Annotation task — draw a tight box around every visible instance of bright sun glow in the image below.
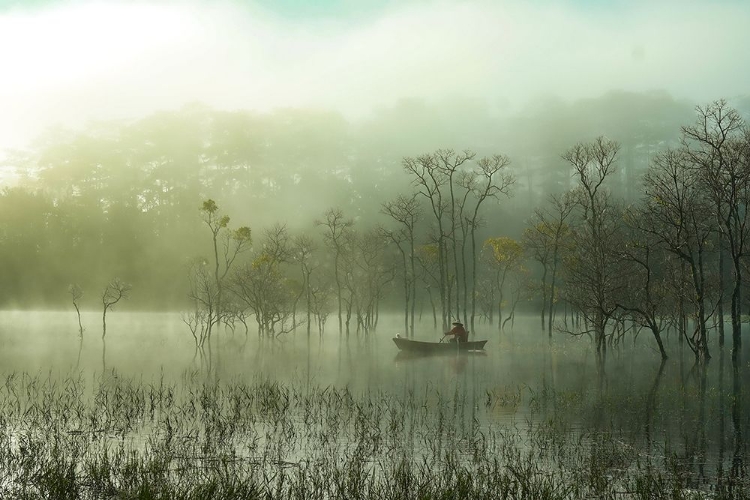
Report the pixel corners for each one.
[0,3,193,93]
[0,0,748,155]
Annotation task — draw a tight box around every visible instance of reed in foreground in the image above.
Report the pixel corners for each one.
[0,370,744,499]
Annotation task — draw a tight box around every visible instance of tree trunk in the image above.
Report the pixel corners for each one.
[539,266,547,332]
[651,324,668,360]
[718,235,725,347]
[470,227,478,333]
[732,258,742,362]
[102,309,107,339]
[409,240,416,337]
[74,304,83,337]
[548,257,559,337]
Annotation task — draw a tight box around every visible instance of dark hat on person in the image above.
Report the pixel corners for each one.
[452,322,463,326]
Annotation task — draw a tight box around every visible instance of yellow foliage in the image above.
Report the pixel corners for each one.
[416,244,439,261]
[251,253,273,270]
[484,236,523,264]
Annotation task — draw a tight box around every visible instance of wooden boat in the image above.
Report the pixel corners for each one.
[392,336,487,353]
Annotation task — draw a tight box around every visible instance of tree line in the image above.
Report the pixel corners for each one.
[527,101,750,366]
[1,94,749,367]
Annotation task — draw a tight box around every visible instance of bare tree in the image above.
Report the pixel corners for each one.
[523,192,575,335]
[101,278,131,370]
[309,277,333,337]
[316,208,353,336]
[483,236,524,330]
[642,149,716,362]
[561,136,621,366]
[187,257,217,357]
[292,234,317,337]
[682,100,748,360]
[404,150,474,329]
[347,229,394,334]
[102,278,131,338]
[614,207,672,360]
[181,309,209,362]
[229,224,304,340]
[69,283,84,368]
[404,149,514,331]
[415,243,441,329]
[231,255,297,339]
[502,265,531,331]
[262,223,293,264]
[68,283,84,338]
[381,194,421,337]
[460,155,515,332]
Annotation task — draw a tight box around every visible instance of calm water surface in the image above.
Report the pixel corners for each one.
[1,310,749,489]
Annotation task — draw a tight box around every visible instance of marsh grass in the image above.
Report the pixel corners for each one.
[0,369,745,499]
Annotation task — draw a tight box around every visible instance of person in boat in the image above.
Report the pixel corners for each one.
[444,321,468,343]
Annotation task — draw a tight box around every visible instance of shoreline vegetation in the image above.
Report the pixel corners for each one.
[0,359,746,499]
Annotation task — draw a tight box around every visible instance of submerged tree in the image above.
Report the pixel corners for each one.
[523,192,575,336]
[346,229,394,334]
[682,100,749,360]
[642,149,716,362]
[101,278,131,370]
[231,254,296,339]
[459,155,515,332]
[415,243,441,329]
[483,236,524,330]
[187,257,217,357]
[403,150,473,329]
[403,149,513,330]
[316,208,354,336]
[189,199,251,358]
[69,283,84,367]
[292,234,318,337]
[381,194,421,337]
[562,136,622,366]
[181,307,209,361]
[68,283,84,338]
[615,208,671,360]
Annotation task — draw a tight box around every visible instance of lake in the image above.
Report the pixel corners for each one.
[0,310,747,498]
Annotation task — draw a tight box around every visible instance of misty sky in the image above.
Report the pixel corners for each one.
[0,0,749,154]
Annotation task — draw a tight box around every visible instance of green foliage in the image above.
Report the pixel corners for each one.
[201,199,219,214]
[0,93,717,312]
[233,226,252,243]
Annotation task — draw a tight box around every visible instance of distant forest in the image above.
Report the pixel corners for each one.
[2,90,749,361]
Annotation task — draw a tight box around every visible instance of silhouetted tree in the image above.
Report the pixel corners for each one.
[292,234,317,336]
[194,199,252,344]
[403,149,474,329]
[69,283,85,367]
[415,244,441,329]
[347,229,394,334]
[615,207,671,360]
[381,194,422,337]
[683,100,749,360]
[101,278,131,370]
[642,149,716,362]
[562,136,622,366]
[317,208,354,336]
[68,283,84,337]
[460,155,515,332]
[231,254,296,339]
[523,192,575,335]
[483,237,524,330]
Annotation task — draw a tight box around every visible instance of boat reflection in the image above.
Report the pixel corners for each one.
[394,349,487,374]
[394,350,488,362]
